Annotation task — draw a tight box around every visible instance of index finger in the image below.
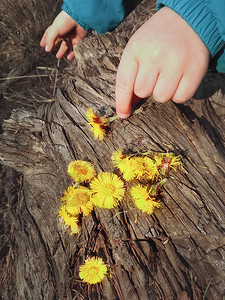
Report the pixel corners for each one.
[116,51,138,119]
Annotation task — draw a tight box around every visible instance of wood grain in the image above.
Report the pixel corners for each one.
[1,1,225,299]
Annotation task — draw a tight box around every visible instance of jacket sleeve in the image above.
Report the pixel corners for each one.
[157,0,225,72]
[208,0,225,72]
[62,0,125,34]
[208,0,225,42]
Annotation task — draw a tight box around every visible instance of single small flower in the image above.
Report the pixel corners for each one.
[154,153,182,175]
[68,160,96,183]
[86,108,108,140]
[130,184,160,214]
[111,149,125,163]
[58,205,80,234]
[111,150,136,181]
[61,186,93,216]
[90,172,125,209]
[132,156,158,181]
[79,257,107,284]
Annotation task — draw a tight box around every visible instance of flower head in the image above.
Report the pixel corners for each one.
[61,186,93,216]
[90,172,125,208]
[68,160,96,183]
[132,156,158,181]
[86,108,108,140]
[111,149,125,163]
[79,257,107,284]
[58,205,80,234]
[111,151,159,182]
[130,184,160,214]
[111,150,136,181]
[154,153,182,175]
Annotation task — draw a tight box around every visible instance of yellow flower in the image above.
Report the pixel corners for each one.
[130,184,160,214]
[79,257,107,284]
[58,205,80,234]
[90,172,125,208]
[154,153,182,175]
[86,108,108,140]
[68,160,96,183]
[111,150,136,181]
[131,156,158,181]
[61,186,93,216]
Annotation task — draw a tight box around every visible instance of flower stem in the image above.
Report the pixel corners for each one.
[107,115,119,123]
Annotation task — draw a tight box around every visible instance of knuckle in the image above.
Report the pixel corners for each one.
[116,75,132,93]
[116,79,130,93]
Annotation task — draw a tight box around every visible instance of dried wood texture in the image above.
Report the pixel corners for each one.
[1,1,225,299]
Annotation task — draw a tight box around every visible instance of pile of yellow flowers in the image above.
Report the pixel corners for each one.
[58,108,182,285]
[58,150,181,234]
[58,159,125,234]
[58,150,181,284]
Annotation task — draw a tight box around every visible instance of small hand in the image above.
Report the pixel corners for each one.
[116,7,210,118]
[40,11,87,60]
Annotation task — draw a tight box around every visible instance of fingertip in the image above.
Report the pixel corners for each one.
[172,96,189,104]
[56,41,68,59]
[117,112,130,119]
[67,52,75,60]
[172,74,199,104]
[116,101,132,120]
[153,94,169,103]
[56,51,65,60]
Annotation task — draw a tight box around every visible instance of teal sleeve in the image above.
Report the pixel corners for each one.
[156,0,225,72]
[208,0,225,72]
[62,0,125,34]
[208,0,225,42]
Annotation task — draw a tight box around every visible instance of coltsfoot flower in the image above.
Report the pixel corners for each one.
[154,153,182,175]
[111,151,158,181]
[61,186,93,216]
[68,160,96,183]
[132,156,158,181]
[90,172,125,209]
[58,205,80,234]
[111,150,136,181]
[130,184,160,214]
[79,257,107,284]
[86,108,108,140]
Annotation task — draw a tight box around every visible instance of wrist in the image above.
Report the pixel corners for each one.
[62,3,92,32]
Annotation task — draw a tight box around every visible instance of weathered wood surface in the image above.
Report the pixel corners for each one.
[1,1,225,299]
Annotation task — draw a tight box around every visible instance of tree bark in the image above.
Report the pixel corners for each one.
[1,1,225,299]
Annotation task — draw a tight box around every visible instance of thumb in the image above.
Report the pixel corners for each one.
[44,25,60,52]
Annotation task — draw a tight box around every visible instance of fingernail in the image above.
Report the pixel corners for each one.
[117,113,130,119]
[153,95,165,103]
[153,94,160,101]
[45,45,49,51]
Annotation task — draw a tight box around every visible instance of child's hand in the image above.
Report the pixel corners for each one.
[116,7,210,118]
[40,11,87,60]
